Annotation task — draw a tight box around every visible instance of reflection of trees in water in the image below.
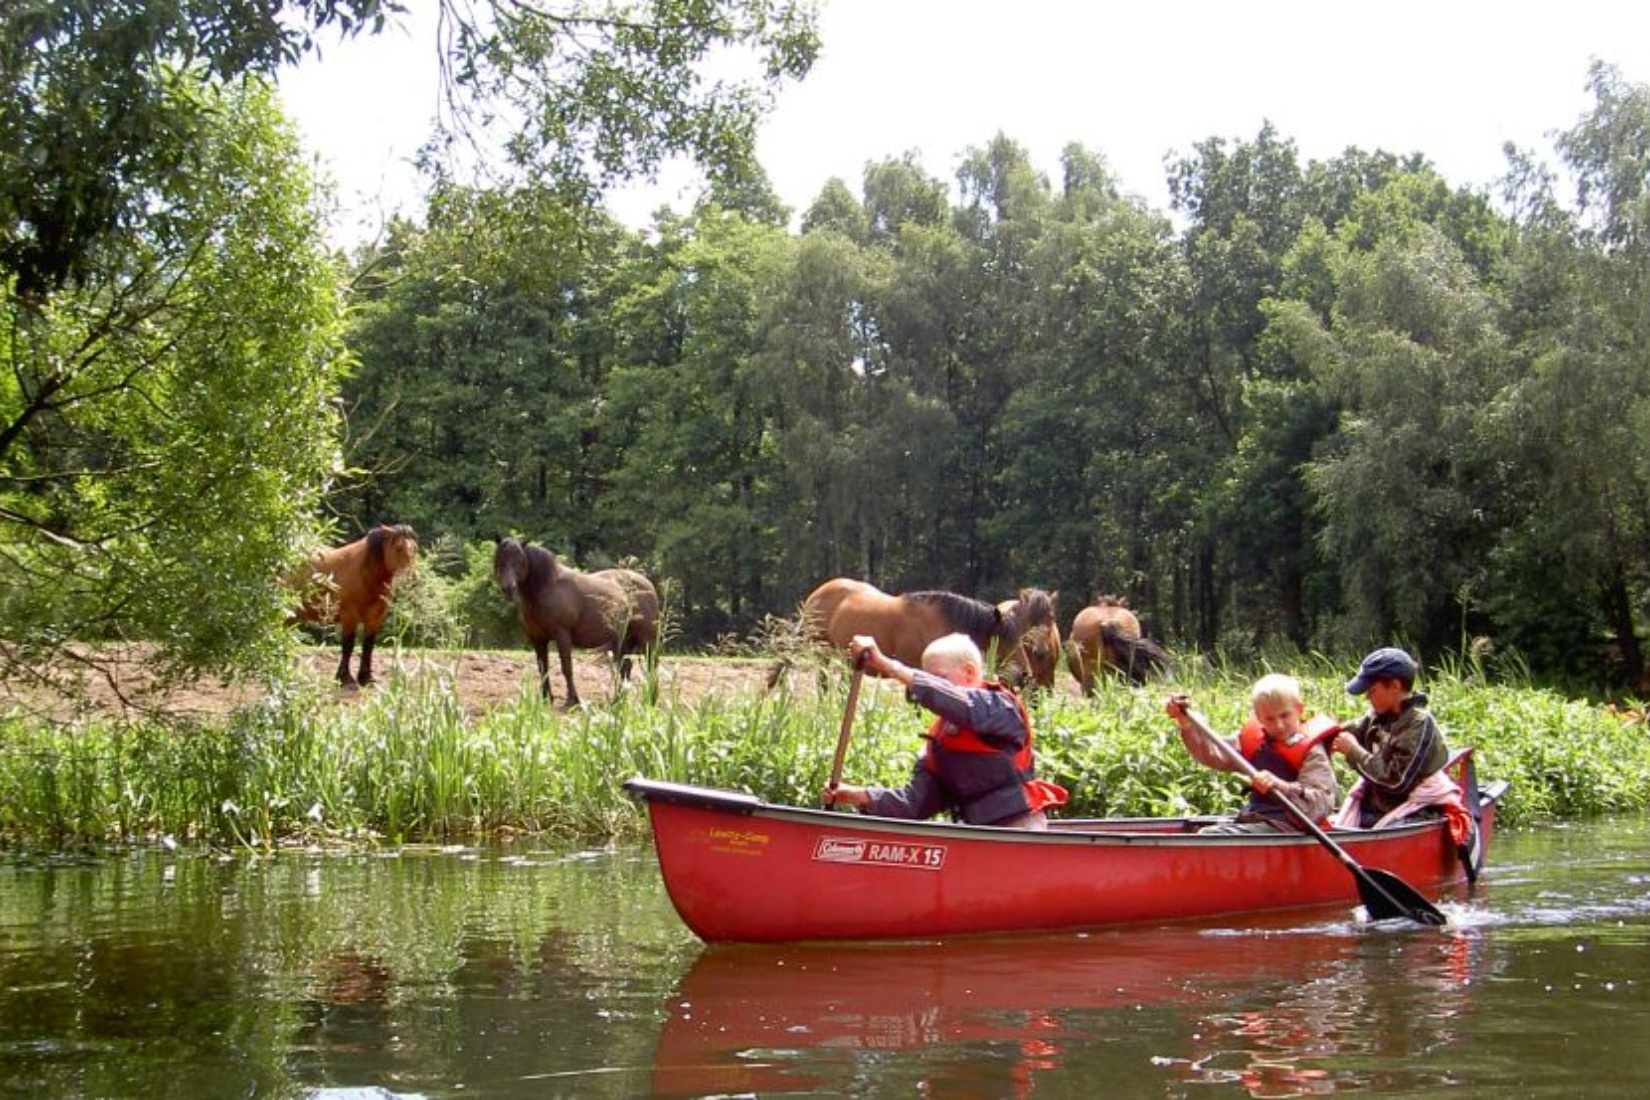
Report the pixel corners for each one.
[1174,932,1495,1097]
[296,951,397,1056]
[290,923,683,1090]
[269,850,696,1093]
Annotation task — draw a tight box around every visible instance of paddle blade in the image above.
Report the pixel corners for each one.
[1357,866,1448,926]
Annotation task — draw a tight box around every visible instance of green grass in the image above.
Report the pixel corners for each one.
[1,655,1646,852]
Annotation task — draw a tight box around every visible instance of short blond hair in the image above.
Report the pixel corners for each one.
[921,633,984,678]
[1250,672,1303,712]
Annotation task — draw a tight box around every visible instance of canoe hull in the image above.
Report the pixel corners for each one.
[627,768,1502,943]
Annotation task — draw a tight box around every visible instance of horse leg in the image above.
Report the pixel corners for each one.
[335,629,358,688]
[607,642,625,701]
[617,629,642,683]
[357,629,377,687]
[556,635,581,707]
[532,639,554,703]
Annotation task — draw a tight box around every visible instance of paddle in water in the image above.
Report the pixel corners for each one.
[1178,703,1447,927]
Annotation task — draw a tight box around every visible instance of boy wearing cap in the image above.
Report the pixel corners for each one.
[1330,647,1452,828]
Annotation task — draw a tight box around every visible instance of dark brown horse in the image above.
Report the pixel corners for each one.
[293,524,419,687]
[1065,595,1173,692]
[790,578,1062,690]
[492,538,660,706]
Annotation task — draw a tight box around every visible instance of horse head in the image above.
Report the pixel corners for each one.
[493,537,531,601]
[373,524,419,576]
[997,588,1061,689]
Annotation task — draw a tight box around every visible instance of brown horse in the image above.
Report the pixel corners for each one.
[1065,595,1173,692]
[492,538,659,706]
[294,524,419,687]
[788,578,1062,690]
[997,593,1063,691]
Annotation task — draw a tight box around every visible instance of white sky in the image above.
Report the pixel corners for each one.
[278,0,1650,245]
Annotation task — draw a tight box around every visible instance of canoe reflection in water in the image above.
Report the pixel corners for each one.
[1174,929,1491,1097]
[651,921,1494,1098]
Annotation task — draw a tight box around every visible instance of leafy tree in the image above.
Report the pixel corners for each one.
[429,0,820,208]
[800,178,869,241]
[1234,163,1512,651]
[340,185,623,543]
[861,153,951,245]
[1292,223,1512,653]
[600,208,792,639]
[0,76,348,693]
[991,145,1189,612]
[1,1,818,299]
[1481,62,1650,690]
[1165,123,1308,645]
[855,159,975,586]
[923,134,1052,590]
[0,0,395,300]
[750,226,881,585]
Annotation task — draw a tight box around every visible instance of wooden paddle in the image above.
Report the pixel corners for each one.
[1179,705,1447,927]
[824,651,869,809]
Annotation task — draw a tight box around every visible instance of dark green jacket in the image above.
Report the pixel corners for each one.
[1342,692,1449,820]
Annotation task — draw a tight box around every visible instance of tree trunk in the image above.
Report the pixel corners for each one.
[1603,570,1644,690]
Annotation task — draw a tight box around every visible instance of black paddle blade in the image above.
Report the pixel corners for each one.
[1357,866,1448,926]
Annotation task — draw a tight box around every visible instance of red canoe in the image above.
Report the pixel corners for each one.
[626,751,1504,943]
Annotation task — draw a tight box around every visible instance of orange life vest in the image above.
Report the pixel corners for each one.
[1237,713,1339,774]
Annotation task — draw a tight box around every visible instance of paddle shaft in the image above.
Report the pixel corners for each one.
[825,654,868,807]
[1179,707,1447,926]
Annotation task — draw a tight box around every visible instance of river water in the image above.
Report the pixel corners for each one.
[1,817,1647,1099]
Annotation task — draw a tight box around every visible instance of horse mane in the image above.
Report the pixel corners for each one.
[1018,588,1057,625]
[998,587,1057,644]
[904,590,1001,645]
[509,539,561,587]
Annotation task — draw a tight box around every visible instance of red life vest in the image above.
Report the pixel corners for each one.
[1237,713,1339,774]
[921,682,1069,813]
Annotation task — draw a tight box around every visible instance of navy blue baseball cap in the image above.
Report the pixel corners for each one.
[1346,647,1418,694]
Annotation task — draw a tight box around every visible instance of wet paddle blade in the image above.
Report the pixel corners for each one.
[1357,866,1448,926]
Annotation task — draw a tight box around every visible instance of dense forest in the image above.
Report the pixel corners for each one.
[338,65,1650,695]
[3,2,1648,700]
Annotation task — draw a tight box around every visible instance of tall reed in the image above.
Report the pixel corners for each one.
[1,657,1646,851]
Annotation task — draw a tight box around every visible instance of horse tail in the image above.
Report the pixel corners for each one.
[1101,626,1173,684]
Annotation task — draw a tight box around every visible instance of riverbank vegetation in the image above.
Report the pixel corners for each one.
[2,654,1645,851]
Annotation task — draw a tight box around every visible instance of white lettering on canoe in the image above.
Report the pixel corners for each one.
[812,836,946,871]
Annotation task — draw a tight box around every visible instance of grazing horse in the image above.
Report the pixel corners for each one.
[787,578,1062,690]
[294,524,419,687]
[1065,595,1173,692]
[997,592,1063,691]
[492,538,659,706]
